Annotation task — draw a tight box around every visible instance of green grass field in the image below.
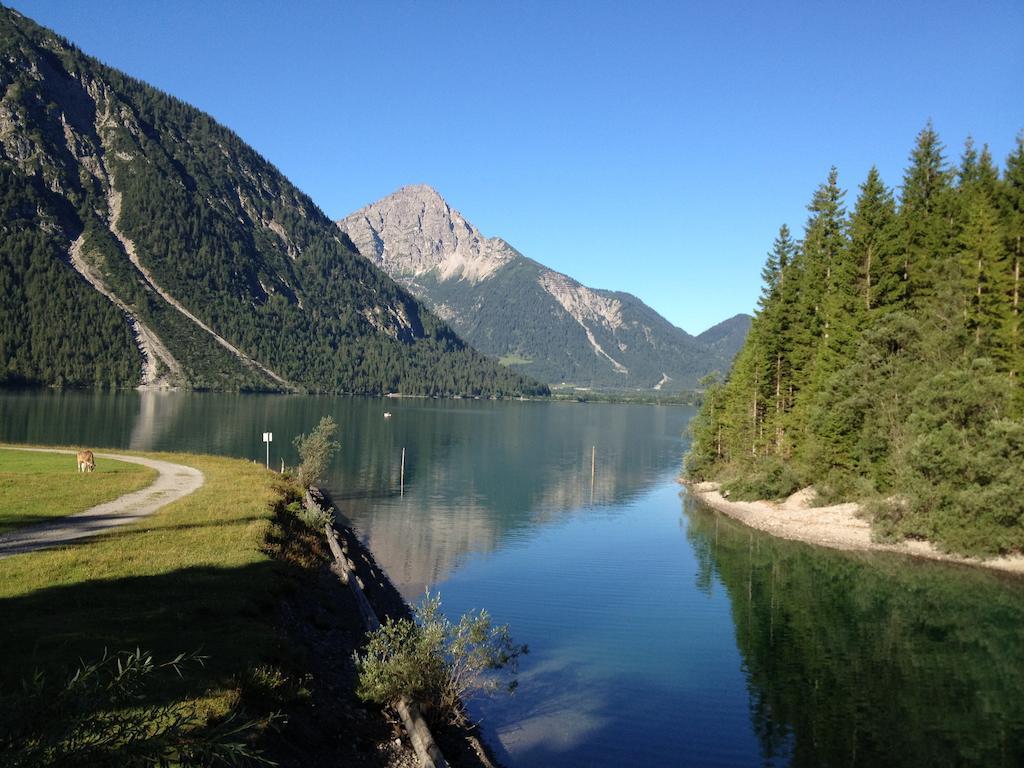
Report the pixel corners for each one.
[0,448,305,746]
[0,448,158,534]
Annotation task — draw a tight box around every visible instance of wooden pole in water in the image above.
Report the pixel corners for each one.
[590,445,596,504]
[401,447,406,497]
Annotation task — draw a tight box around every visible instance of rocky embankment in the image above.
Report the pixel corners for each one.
[272,489,499,768]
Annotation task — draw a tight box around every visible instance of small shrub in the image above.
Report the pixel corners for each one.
[810,472,876,507]
[283,497,333,531]
[241,663,310,711]
[864,497,906,543]
[354,591,526,726]
[722,457,803,501]
[282,499,329,528]
[293,416,340,489]
[297,502,334,530]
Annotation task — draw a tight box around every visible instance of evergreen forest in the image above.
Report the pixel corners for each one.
[685,125,1024,556]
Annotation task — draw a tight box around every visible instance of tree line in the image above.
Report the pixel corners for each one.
[686,124,1024,556]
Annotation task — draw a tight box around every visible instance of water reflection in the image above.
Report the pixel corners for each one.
[0,389,693,592]
[333,402,692,594]
[683,496,1024,768]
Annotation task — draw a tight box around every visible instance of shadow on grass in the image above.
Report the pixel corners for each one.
[0,513,70,533]
[127,515,270,535]
[0,512,273,558]
[0,561,291,704]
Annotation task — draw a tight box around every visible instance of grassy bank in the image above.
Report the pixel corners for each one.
[0,447,306,761]
[0,448,157,534]
[0,446,503,766]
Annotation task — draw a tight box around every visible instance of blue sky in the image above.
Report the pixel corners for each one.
[9,0,1023,334]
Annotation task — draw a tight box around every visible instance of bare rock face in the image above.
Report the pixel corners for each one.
[340,184,515,283]
[338,185,751,390]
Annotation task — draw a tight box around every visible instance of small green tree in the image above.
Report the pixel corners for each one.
[293,416,340,489]
[354,592,526,726]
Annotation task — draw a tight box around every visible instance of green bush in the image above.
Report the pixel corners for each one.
[298,502,334,530]
[293,416,340,489]
[722,457,804,501]
[284,498,333,530]
[893,362,1024,556]
[354,592,526,726]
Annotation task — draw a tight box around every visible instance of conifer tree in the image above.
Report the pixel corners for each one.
[898,122,954,310]
[958,138,1000,201]
[758,225,798,454]
[849,167,900,314]
[999,135,1024,382]
[958,187,1006,353]
[758,225,794,311]
[790,169,849,446]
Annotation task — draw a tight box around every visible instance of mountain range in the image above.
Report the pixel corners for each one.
[339,185,749,390]
[1,6,746,397]
[0,7,543,396]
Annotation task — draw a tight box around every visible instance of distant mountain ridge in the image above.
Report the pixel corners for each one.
[696,313,753,364]
[339,184,750,390]
[0,8,544,396]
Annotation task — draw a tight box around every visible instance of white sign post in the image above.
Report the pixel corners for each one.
[263,432,273,470]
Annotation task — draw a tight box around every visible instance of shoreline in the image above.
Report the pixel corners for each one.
[314,488,501,768]
[684,481,1024,576]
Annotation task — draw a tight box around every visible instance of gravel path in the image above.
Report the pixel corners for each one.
[0,448,204,559]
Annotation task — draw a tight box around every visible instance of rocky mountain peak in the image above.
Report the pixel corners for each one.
[337,183,751,390]
[338,185,516,284]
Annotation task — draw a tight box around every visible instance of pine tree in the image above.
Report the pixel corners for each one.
[898,122,955,310]
[958,193,1006,353]
[758,225,795,311]
[958,137,1000,201]
[789,169,849,445]
[759,225,798,454]
[850,167,901,314]
[999,135,1024,382]
[684,126,1024,554]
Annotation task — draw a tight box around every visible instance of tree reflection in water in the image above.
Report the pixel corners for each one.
[684,496,1024,768]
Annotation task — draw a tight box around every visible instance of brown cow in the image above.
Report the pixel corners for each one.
[77,450,96,473]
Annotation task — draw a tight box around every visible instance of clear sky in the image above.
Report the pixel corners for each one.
[8,0,1023,334]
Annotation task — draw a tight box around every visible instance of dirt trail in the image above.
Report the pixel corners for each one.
[0,448,204,559]
[687,481,1024,576]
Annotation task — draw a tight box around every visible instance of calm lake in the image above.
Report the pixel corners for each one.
[1,390,1022,766]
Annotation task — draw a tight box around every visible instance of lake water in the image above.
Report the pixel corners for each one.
[2,390,1022,766]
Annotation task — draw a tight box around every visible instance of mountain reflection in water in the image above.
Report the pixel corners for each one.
[330,400,687,593]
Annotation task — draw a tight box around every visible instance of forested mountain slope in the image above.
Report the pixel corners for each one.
[0,7,545,397]
[339,185,749,390]
[695,313,752,367]
[686,125,1024,556]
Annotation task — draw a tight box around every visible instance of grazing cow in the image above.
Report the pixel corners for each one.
[77,450,96,473]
